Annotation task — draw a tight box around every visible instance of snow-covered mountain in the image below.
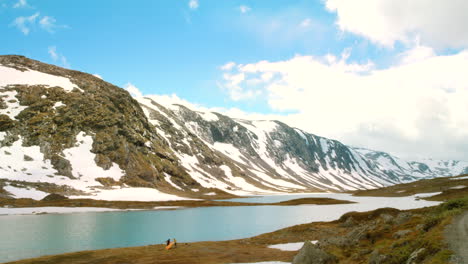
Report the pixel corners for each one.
[1,55,467,200]
[137,96,468,193]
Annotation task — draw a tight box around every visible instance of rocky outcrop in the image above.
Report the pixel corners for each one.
[41,193,68,201]
[0,55,201,195]
[292,241,337,264]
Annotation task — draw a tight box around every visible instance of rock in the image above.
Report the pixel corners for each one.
[23,154,33,161]
[406,248,425,264]
[321,236,349,247]
[322,224,372,247]
[415,224,425,231]
[292,240,337,264]
[392,229,412,239]
[0,114,15,131]
[368,249,387,264]
[340,216,356,228]
[50,155,74,178]
[41,193,69,201]
[380,214,394,224]
[347,225,370,242]
[395,212,412,225]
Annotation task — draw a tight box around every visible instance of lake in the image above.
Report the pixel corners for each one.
[0,193,439,263]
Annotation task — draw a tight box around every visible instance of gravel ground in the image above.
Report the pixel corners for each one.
[445,210,468,264]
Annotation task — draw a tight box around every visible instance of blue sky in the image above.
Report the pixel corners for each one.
[2,0,401,113]
[3,0,468,160]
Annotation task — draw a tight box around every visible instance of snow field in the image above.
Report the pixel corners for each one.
[268,241,317,251]
[0,65,81,92]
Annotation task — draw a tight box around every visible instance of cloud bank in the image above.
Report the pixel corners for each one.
[325,0,468,49]
[221,47,468,160]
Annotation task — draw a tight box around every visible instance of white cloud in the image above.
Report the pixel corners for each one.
[13,0,28,8]
[220,62,236,71]
[124,83,143,98]
[398,44,436,65]
[39,16,58,33]
[11,12,39,35]
[48,46,58,61]
[220,49,468,160]
[48,46,70,68]
[325,0,468,49]
[239,5,251,14]
[300,18,312,28]
[189,0,198,10]
[11,13,65,35]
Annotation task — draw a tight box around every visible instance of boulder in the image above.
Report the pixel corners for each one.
[368,249,387,264]
[380,214,394,224]
[392,229,412,239]
[406,248,425,264]
[0,114,15,131]
[292,240,337,264]
[394,212,412,225]
[340,216,356,228]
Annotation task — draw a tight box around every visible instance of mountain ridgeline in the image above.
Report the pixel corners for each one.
[0,55,467,199]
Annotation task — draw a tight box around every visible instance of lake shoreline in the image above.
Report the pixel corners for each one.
[0,196,355,216]
[5,198,465,264]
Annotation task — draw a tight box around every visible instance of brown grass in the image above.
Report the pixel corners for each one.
[0,196,353,211]
[353,174,468,201]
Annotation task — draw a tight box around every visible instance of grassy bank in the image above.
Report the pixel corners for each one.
[0,196,353,212]
[353,174,468,201]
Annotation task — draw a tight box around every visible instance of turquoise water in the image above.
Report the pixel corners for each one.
[0,194,439,263]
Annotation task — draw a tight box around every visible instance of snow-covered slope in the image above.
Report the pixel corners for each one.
[0,55,198,201]
[1,55,467,200]
[137,95,468,193]
[354,148,468,180]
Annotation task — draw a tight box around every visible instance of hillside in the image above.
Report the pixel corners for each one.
[1,55,468,200]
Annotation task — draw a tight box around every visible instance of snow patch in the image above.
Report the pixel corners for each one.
[213,142,248,165]
[0,207,124,216]
[449,185,466,189]
[63,132,124,189]
[164,173,183,190]
[414,192,442,198]
[3,185,48,200]
[451,176,468,180]
[251,169,306,190]
[295,128,309,145]
[71,187,193,201]
[0,65,81,92]
[320,138,329,153]
[0,137,57,182]
[268,241,317,251]
[199,111,219,122]
[53,101,65,109]
[220,165,267,193]
[0,90,27,120]
[153,206,182,210]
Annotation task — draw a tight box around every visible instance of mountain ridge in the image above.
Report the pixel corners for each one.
[1,55,467,200]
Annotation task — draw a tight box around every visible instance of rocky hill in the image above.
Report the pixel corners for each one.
[1,55,467,200]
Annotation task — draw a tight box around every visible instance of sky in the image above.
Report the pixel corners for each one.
[2,0,468,161]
